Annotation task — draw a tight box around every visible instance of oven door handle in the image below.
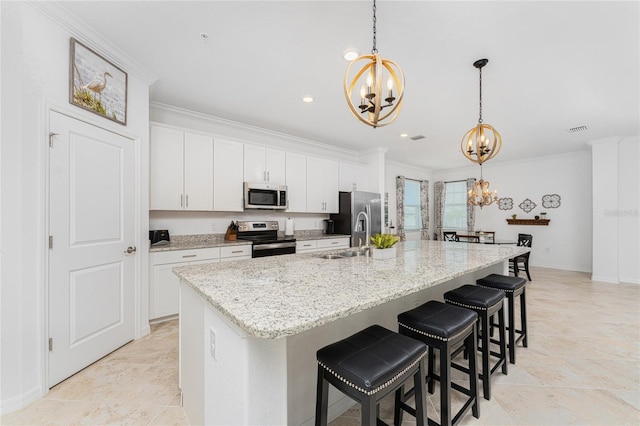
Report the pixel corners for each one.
[253,242,297,251]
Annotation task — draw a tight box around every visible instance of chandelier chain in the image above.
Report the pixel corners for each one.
[371,0,378,54]
[478,66,483,124]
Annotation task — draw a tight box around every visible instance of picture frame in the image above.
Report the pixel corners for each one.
[69,37,127,126]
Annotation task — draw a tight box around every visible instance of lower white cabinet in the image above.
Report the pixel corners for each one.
[296,240,317,253]
[317,237,350,250]
[296,237,350,253]
[150,246,251,320]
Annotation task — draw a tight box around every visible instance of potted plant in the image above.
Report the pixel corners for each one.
[370,233,400,260]
[511,214,517,219]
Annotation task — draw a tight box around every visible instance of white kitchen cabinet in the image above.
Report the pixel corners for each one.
[220,245,252,262]
[213,138,244,212]
[285,152,307,212]
[316,237,350,250]
[150,124,213,211]
[295,240,317,253]
[150,247,221,320]
[296,237,350,253]
[339,163,370,193]
[244,144,286,184]
[306,156,339,213]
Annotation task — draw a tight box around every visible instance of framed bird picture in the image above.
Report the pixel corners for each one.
[69,37,127,125]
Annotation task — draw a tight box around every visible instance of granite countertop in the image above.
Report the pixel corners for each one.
[149,234,251,252]
[149,231,350,252]
[173,240,529,339]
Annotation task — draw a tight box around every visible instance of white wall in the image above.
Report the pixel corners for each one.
[150,211,328,236]
[0,2,152,413]
[591,136,640,284]
[433,151,593,273]
[385,161,434,238]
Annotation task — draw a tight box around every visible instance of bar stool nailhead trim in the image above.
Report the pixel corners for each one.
[317,350,427,396]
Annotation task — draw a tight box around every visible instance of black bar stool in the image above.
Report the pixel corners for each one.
[444,285,507,400]
[395,300,479,426]
[315,324,428,426]
[477,274,528,364]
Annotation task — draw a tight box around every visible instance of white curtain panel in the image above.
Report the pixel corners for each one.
[395,176,406,241]
[420,180,430,240]
[434,181,444,240]
[466,178,476,232]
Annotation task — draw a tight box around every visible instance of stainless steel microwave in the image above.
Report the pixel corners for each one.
[244,182,288,210]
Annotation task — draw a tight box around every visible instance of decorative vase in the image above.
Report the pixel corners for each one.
[372,246,396,260]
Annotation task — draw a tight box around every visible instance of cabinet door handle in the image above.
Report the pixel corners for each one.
[331,241,339,244]
[180,194,184,208]
[186,194,189,208]
[267,171,270,181]
[231,250,243,254]
[182,254,197,258]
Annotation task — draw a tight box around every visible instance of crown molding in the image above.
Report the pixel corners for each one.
[150,101,362,157]
[26,1,157,85]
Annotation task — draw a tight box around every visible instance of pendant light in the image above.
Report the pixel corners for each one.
[468,165,498,208]
[343,0,405,128]
[461,59,502,165]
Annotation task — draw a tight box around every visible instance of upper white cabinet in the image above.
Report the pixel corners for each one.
[214,138,244,212]
[150,124,213,211]
[307,156,339,213]
[285,152,307,212]
[244,144,286,184]
[339,163,370,193]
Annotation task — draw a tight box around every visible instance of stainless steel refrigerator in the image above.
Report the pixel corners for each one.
[330,191,382,248]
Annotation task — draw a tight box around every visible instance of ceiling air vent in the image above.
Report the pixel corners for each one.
[409,135,426,141]
[567,125,588,133]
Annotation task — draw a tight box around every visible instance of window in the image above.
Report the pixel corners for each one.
[404,180,422,230]
[443,181,467,230]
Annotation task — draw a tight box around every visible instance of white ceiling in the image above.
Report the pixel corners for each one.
[57,1,639,170]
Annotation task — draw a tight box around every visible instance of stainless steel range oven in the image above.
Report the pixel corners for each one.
[236,221,296,258]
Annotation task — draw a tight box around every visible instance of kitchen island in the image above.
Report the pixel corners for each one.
[173,240,529,425]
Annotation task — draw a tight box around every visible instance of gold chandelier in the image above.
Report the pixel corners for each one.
[461,59,502,165]
[344,0,405,128]
[468,166,498,208]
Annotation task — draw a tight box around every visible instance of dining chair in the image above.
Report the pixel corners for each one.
[443,231,458,242]
[509,233,532,280]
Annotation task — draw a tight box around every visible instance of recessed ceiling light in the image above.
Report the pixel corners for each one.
[302,96,314,103]
[400,133,408,138]
[343,50,359,61]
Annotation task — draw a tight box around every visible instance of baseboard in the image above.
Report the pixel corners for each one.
[0,385,42,416]
[619,276,640,285]
[590,275,620,284]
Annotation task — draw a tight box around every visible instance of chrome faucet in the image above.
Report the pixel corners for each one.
[355,208,371,256]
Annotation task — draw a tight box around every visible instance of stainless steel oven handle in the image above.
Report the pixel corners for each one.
[253,242,297,251]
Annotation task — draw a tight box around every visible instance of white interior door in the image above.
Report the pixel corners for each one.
[48,111,136,387]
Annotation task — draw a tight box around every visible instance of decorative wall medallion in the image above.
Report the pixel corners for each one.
[498,197,513,210]
[519,198,537,213]
[542,194,561,208]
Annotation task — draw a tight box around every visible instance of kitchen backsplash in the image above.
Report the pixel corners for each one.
[149,210,329,236]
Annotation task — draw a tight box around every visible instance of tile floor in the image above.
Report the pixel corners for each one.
[2,267,639,425]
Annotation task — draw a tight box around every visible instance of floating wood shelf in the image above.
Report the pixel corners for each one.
[506,219,550,226]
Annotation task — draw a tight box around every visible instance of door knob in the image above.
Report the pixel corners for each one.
[124,246,137,254]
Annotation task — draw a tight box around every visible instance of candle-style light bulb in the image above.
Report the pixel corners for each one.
[360,85,366,103]
[366,71,373,94]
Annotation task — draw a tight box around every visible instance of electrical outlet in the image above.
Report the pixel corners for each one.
[209,327,216,360]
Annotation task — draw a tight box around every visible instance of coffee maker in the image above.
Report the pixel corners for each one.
[323,219,335,234]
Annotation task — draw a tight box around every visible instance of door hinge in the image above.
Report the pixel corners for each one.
[49,132,58,147]
[49,338,53,351]
[49,236,53,249]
